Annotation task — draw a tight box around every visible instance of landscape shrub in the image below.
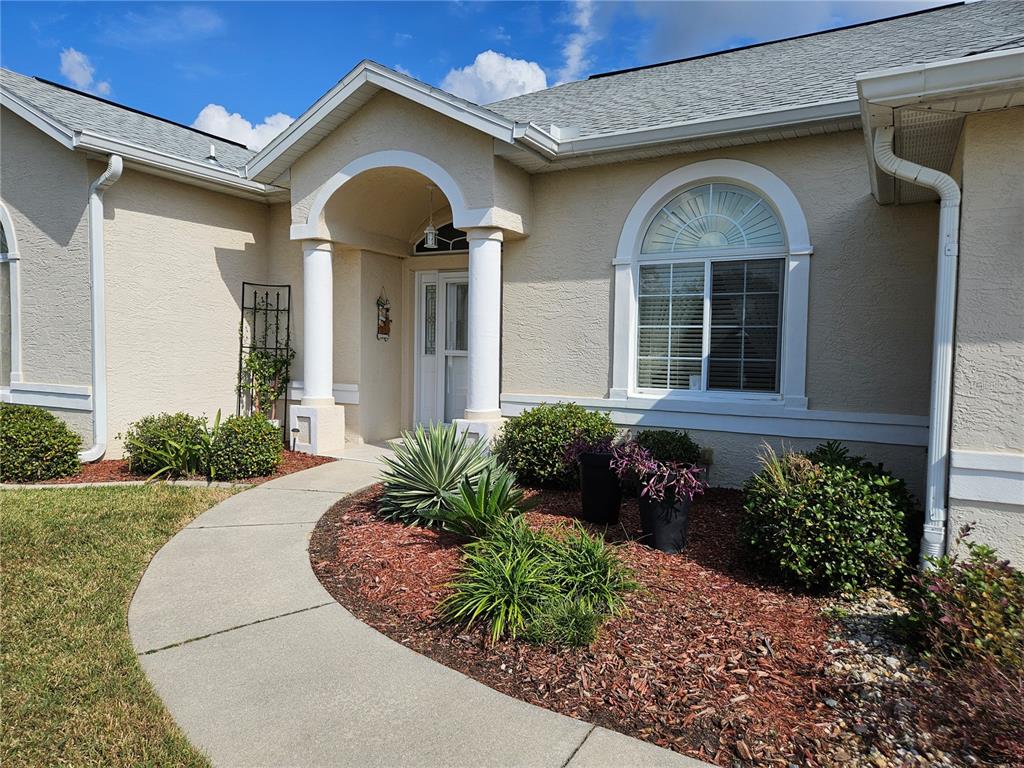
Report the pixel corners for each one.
[523,597,602,648]
[546,523,638,615]
[0,403,81,482]
[440,516,558,643]
[741,442,912,593]
[635,429,702,465]
[379,423,495,526]
[120,412,209,478]
[493,402,616,488]
[426,465,526,538]
[910,525,1024,668]
[440,516,636,645]
[209,414,282,480]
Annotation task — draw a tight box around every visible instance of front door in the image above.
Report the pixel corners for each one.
[415,271,468,426]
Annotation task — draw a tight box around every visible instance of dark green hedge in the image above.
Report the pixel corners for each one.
[0,403,82,482]
[210,414,282,480]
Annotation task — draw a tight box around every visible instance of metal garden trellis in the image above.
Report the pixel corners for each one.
[237,282,292,445]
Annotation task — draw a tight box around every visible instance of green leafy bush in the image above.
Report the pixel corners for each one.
[635,429,702,465]
[741,443,912,593]
[440,516,636,645]
[209,414,282,480]
[524,597,602,648]
[440,516,558,643]
[426,465,527,538]
[547,523,638,615]
[910,525,1024,668]
[493,402,616,488]
[121,412,210,478]
[0,403,81,482]
[379,423,494,526]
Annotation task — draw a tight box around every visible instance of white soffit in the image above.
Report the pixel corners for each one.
[858,48,1024,205]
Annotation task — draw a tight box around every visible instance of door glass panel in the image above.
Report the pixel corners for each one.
[423,284,436,355]
[446,282,468,352]
[444,356,468,422]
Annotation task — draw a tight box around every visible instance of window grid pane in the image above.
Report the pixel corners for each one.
[707,259,783,393]
[636,263,705,390]
[423,284,436,355]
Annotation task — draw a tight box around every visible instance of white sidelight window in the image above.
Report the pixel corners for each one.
[612,160,812,407]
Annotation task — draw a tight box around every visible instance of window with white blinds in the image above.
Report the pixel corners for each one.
[636,257,784,393]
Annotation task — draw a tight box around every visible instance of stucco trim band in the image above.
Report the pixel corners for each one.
[287,381,360,405]
[501,393,928,446]
[949,450,1024,506]
[8,381,93,411]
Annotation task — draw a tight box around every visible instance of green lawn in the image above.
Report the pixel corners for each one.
[1,485,234,767]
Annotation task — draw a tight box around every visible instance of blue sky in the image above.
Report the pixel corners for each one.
[1,1,947,149]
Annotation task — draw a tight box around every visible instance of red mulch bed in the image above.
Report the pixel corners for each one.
[29,450,334,485]
[310,487,844,766]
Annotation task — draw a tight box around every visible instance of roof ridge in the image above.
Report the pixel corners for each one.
[588,1,966,80]
[29,75,251,150]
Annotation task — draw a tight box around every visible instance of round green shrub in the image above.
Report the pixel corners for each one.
[635,429,702,465]
[0,403,82,482]
[120,412,208,476]
[741,443,912,594]
[493,402,616,488]
[209,414,282,480]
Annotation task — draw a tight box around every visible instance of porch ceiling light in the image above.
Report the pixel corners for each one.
[423,185,439,249]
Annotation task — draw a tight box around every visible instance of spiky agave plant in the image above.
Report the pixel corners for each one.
[427,465,528,538]
[378,422,495,526]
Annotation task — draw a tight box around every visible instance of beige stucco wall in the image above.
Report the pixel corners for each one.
[359,250,403,442]
[290,91,500,229]
[103,167,270,453]
[950,108,1024,454]
[1,107,94,438]
[947,107,1024,564]
[502,130,938,417]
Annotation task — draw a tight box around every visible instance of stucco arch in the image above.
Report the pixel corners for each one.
[614,158,813,265]
[290,150,477,241]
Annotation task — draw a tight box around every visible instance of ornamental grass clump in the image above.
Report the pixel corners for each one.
[910,525,1024,669]
[741,442,912,594]
[379,423,494,526]
[493,402,616,488]
[0,403,81,482]
[121,412,210,478]
[440,516,636,645]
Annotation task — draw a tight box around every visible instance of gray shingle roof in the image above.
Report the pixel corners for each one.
[487,2,1024,138]
[1,67,255,170]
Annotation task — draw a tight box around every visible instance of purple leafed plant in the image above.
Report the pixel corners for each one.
[562,434,615,466]
[610,440,706,502]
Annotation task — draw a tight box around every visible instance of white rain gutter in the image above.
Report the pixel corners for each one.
[79,154,123,462]
[873,126,961,563]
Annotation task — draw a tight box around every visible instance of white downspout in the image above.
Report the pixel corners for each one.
[79,154,123,462]
[872,126,961,564]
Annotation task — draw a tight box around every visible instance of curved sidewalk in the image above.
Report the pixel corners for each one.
[130,445,707,768]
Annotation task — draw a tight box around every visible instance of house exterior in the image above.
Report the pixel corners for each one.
[1,2,1021,562]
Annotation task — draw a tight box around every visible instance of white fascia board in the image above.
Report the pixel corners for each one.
[0,87,76,149]
[857,48,1024,109]
[554,98,860,157]
[77,131,279,196]
[245,61,521,181]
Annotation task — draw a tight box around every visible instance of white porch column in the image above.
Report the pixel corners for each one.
[291,238,346,456]
[457,227,504,443]
[301,239,335,405]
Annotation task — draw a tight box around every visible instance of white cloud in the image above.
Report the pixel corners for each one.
[393,64,415,78]
[191,104,294,151]
[101,5,224,48]
[441,50,547,104]
[59,48,111,96]
[556,0,601,84]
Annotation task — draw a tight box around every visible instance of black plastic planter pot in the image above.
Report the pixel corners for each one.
[638,493,691,553]
[578,451,622,525]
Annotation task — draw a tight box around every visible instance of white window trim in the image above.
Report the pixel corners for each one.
[612,159,811,412]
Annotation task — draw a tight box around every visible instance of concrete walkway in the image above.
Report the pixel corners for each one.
[130,445,708,768]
